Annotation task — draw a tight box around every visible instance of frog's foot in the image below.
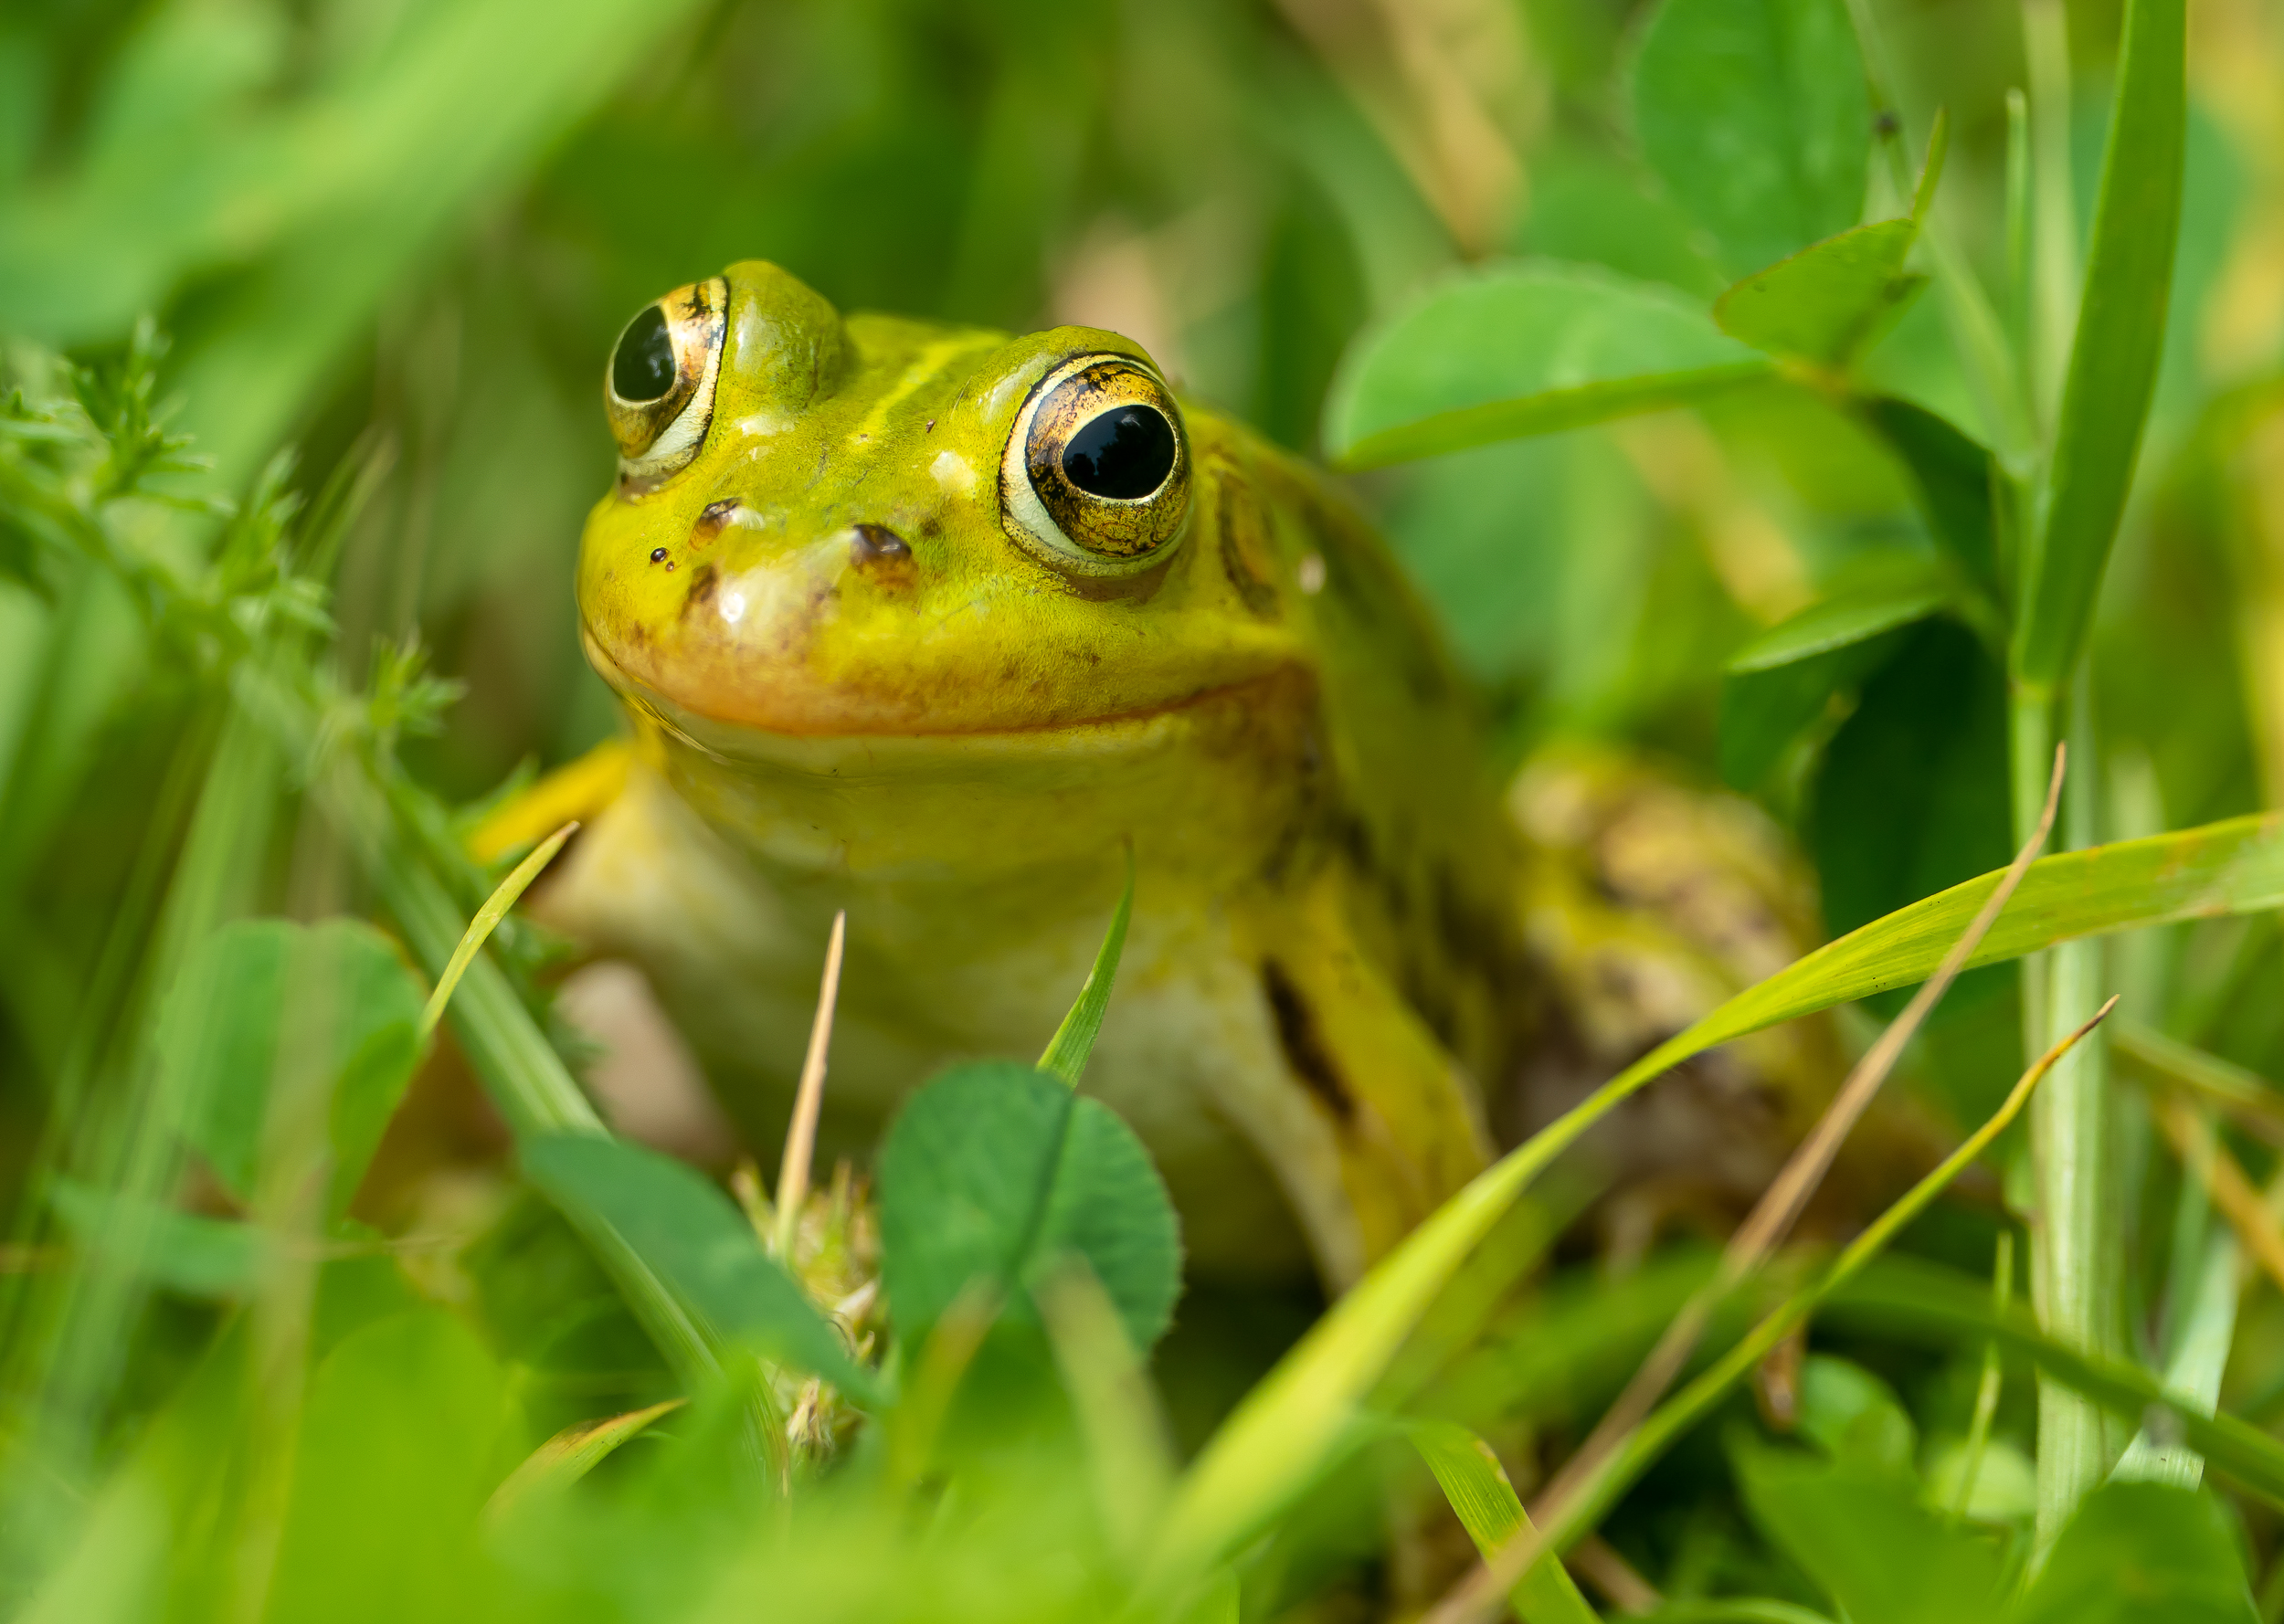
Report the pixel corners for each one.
[469,736,635,863]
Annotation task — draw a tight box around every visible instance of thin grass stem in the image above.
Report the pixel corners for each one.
[774,911,845,1262]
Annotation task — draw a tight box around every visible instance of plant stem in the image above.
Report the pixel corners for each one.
[2029,673,2115,1554]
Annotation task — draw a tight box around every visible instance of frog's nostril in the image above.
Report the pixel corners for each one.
[850,524,912,564]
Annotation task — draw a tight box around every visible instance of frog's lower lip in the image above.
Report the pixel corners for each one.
[581,624,1306,749]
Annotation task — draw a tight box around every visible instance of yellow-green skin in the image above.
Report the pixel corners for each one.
[546,261,1532,1287]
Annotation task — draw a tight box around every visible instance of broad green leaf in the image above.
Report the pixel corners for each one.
[1038,856,1133,1086]
[1810,620,2011,952]
[1714,219,1922,366]
[877,1061,1181,1352]
[48,1179,264,1298]
[1732,1439,2008,1624]
[1630,0,1872,277]
[1792,1356,1914,1473]
[1410,1421,1599,1624]
[1149,808,2284,1589]
[1861,397,2003,602]
[2011,1482,2257,1624]
[264,1312,511,1624]
[1727,575,1950,673]
[1718,569,1948,787]
[1718,628,1912,790]
[520,1133,876,1402]
[155,918,424,1203]
[2011,0,2186,690]
[1323,263,1771,469]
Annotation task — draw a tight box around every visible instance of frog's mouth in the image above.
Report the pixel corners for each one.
[580,626,1316,767]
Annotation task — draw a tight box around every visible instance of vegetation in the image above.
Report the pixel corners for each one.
[3,0,2282,1619]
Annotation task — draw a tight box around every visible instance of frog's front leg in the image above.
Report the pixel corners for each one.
[1219,882,1495,1288]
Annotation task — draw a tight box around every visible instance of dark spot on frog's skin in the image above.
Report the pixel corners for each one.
[681,562,717,620]
[650,547,668,564]
[850,523,917,589]
[693,500,739,543]
[850,523,910,564]
[1262,959,1355,1124]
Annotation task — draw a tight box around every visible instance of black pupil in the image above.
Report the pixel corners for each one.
[611,305,676,402]
[1063,406,1176,500]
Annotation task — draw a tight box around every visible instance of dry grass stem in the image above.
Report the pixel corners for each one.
[774,910,847,1261]
[2153,1093,2284,1294]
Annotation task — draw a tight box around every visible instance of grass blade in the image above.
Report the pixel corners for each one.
[1038,852,1132,1086]
[1410,1421,1598,1624]
[483,1398,685,1524]
[2011,0,2186,690]
[414,820,575,1047]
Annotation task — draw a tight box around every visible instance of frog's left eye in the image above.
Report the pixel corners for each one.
[1000,354,1190,576]
[604,276,727,490]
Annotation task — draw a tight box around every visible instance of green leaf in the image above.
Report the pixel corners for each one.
[2011,0,2186,689]
[2011,1482,2257,1624]
[1718,574,1945,789]
[877,1061,1181,1353]
[1038,854,1133,1087]
[1714,218,1922,366]
[263,1312,511,1624]
[156,918,424,1203]
[1410,1421,1600,1624]
[48,1179,265,1299]
[1810,619,2012,949]
[1323,263,1771,469]
[1792,1356,1915,1473]
[1733,1438,2008,1624]
[1729,576,1950,674]
[1631,0,1873,277]
[1861,397,2004,603]
[519,1133,875,1402]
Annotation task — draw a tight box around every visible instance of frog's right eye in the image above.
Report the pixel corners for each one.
[604,276,727,490]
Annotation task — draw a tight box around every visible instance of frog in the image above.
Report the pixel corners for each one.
[504,259,1847,1292]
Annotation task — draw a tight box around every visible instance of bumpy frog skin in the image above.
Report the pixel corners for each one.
[527,259,1844,1288]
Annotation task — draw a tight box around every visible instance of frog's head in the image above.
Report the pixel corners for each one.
[577,260,1309,764]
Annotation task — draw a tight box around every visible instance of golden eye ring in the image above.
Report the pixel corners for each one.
[999,353,1190,576]
[605,276,728,490]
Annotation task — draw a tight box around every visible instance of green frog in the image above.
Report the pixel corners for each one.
[506,260,1844,1291]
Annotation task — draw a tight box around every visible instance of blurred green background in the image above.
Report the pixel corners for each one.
[5,0,2280,1116]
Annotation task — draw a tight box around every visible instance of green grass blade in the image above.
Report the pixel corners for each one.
[1411,1421,1599,1624]
[1038,851,1133,1086]
[2010,0,2186,689]
[415,819,575,1048]
[483,1398,685,1524]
